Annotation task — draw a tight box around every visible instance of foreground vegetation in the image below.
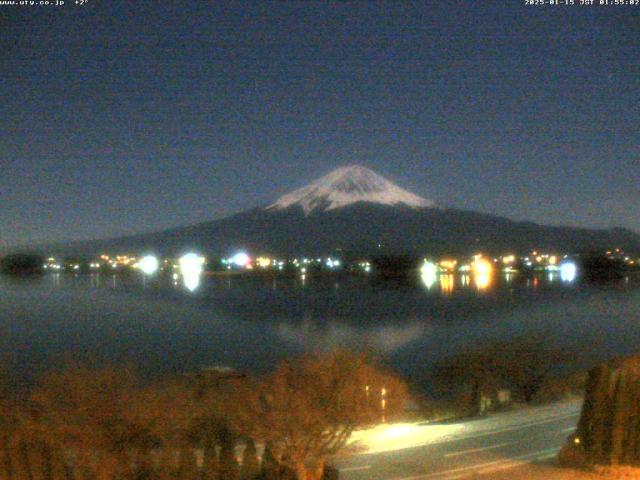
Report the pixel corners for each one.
[0,335,588,480]
[0,351,407,480]
[558,355,640,478]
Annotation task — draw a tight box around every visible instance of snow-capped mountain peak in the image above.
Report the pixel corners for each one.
[267,165,435,214]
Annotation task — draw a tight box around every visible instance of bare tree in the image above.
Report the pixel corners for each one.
[28,365,149,480]
[240,438,259,480]
[5,352,408,480]
[243,350,409,480]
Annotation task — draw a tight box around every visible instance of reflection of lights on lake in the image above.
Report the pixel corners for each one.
[183,273,201,292]
[472,257,492,276]
[560,261,577,282]
[179,253,205,292]
[461,274,471,287]
[440,274,454,295]
[474,273,491,290]
[138,255,159,275]
[420,261,438,290]
[472,257,493,290]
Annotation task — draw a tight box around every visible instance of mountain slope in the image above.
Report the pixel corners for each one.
[38,203,640,258]
[23,166,640,257]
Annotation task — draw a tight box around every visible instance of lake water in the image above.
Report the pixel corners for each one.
[2,271,640,389]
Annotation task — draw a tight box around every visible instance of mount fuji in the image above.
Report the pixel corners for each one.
[33,165,640,257]
[267,165,434,214]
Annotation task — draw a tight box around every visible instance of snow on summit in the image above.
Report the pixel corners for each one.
[267,165,435,214]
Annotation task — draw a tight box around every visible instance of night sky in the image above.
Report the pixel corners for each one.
[1,1,638,248]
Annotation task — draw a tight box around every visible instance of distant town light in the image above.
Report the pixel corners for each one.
[230,252,251,267]
[420,261,438,289]
[179,253,205,273]
[138,255,159,275]
[502,255,515,265]
[325,258,341,269]
[439,260,457,271]
[560,261,577,282]
[256,256,271,268]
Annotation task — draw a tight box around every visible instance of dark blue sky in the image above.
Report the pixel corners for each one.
[1,1,638,247]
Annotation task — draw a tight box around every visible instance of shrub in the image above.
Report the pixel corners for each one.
[532,372,587,404]
[321,465,339,480]
[0,253,43,275]
[558,443,588,469]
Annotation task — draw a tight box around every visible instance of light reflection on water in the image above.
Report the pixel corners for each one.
[182,271,202,292]
[440,274,454,295]
[1,270,638,388]
[474,273,491,290]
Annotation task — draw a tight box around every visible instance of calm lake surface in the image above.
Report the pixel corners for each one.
[2,271,640,389]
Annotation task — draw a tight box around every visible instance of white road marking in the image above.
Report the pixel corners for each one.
[475,450,557,477]
[437,412,579,444]
[340,465,371,472]
[562,427,576,433]
[444,442,512,458]
[392,448,559,480]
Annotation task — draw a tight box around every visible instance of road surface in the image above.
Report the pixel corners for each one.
[335,400,582,480]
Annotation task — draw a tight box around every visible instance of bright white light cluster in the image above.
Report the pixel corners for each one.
[420,261,438,289]
[230,252,250,267]
[560,261,577,282]
[179,253,205,291]
[138,255,159,275]
[326,258,341,269]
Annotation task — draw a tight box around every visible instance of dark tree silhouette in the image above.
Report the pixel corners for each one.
[576,356,640,466]
[0,254,43,275]
[240,439,259,480]
[434,335,572,411]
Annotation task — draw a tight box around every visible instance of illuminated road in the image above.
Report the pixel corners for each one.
[335,400,581,480]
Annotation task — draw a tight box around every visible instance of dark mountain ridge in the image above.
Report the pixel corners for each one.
[9,165,640,258]
[23,203,640,258]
